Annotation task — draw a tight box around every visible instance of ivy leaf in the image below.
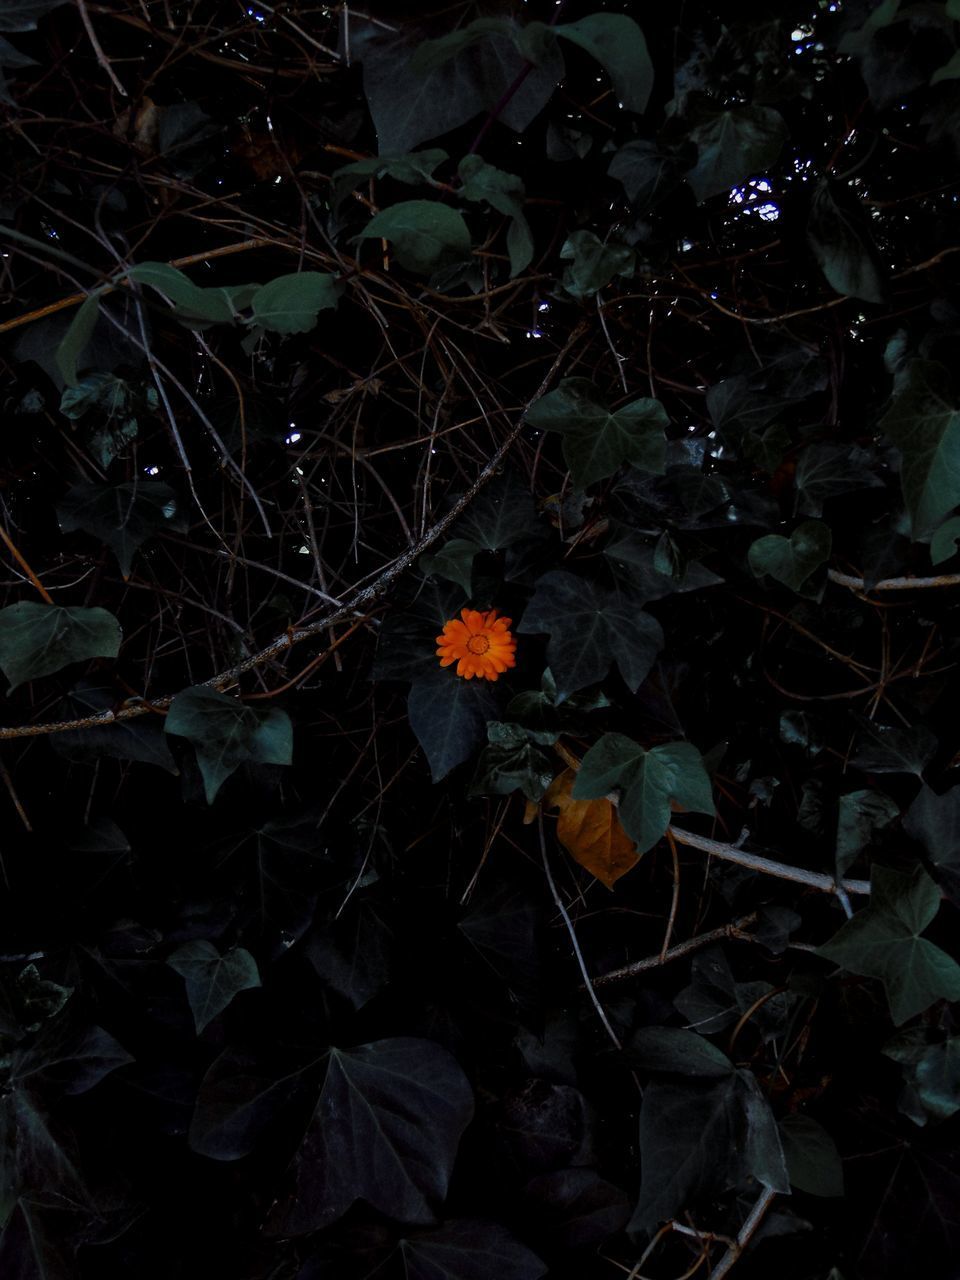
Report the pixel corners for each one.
[629,1027,734,1079]
[544,768,640,889]
[879,361,960,538]
[558,230,635,300]
[903,785,960,900]
[164,686,294,803]
[794,444,884,517]
[471,722,553,802]
[0,34,36,105]
[808,178,886,304]
[818,865,960,1025]
[58,481,185,578]
[0,602,121,692]
[748,521,832,591]
[410,18,515,73]
[408,666,500,782]
[522,1168,630,1249]
[358,201,472,275]
[0,0,69,31]
[836,789,900,878]
[420,538,479,595]
[603,529,723,601]
[266,1037,474,1234]
[51,682,179,773]
[453,471,544,553]
[525,379,668,488]
[190,1047,314,1160]
[683,101,787,202]
[399,1219,546,1280]
[167,941,261,1034]
[554,14,654,114]
[331,148,448,210]
[352,20,563,154]
[517,571,663,699]
[779,1115,844,1196]
[607,139,685,210]
[125,262,246,325]
[932,50,960,85]
[572,733,714,853]
[248,272,342,334]
[506,669,609,745]
[851,716,937,778]
[931,516,960,565]
[458,155,533,277]
[459,885,541,1014]
[55,292,102,386]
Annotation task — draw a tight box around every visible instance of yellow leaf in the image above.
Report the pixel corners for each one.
[544,768,640,890]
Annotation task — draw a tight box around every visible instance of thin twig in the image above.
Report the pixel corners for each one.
[76,0,128,96]
[829,568,960,592]
[706,1188,777,1280]
[591,914,758,988]
[0,526,54,605]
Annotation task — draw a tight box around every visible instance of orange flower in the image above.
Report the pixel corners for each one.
[436,608,517,681]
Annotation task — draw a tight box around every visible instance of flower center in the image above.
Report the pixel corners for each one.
[466,633,491,655]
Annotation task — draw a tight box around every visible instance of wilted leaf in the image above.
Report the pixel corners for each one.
[544,768,639,889]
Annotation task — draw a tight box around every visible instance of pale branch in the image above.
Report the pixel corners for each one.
[0,324,587,743]
[668,825,872,897]
[828,568,960,591]
[705,1188,777,1280]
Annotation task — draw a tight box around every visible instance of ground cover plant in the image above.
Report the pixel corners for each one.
[2,0,960,1276]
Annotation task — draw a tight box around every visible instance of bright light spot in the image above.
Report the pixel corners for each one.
[538,301,550,313]
[526,329,543,339]
[286,431,301,444]
[757,203,780,222]
[295,466,304,475]
[145,465,160,475]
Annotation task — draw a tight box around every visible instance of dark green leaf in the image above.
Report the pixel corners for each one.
[554,14,654,113]
[0,602,121,692]
[779,1114,844,1196]
[459,886,540,1013]
[629,1077,740,1235]
[851,716,937,778]
[400,1218,546,1280]
[470,722,553,802]
[332,149,448,209]
[675,948,793,1040]
[684,102,787,203]
[879,361,960,537]
[453,471,544,552]
[164,686,293,803]
[420,539,479,595]
[603,529,723,601]
[249,272,341,334]
[517,571,663,699]
[51,682,178,773]
[629,1027,734,1078]
[738,1069,789,1193]
[525,379,667,488]
[304,900,395,1010]
[505,668,609,745]
[903,785,960,880]
[352,21,561,156]
[573,732,714,853]
[0,35,36,105]
[190,1048,312,1160]
[818,864,960,1025]
[55,293,102,387]
[358,201,472,275]
[748,521,832,591]
[836,789,900,878]
[371,577,467,683]
[167,940,261,1034]
[808,178,886,304]
[125,262,245,325]
[458,155,532,277]
[795,444,884,517]
[607,140,684,210]
[0,0,68,31]
[58,481,185,577]
[912,1040,960,1121]
[266,1037,474,1234]
[408,666,500,782]
[410,19,514,74]
[558,230,634,300]
[931,516,960,565]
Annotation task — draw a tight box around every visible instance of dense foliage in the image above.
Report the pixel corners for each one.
[2,0,960,1276]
